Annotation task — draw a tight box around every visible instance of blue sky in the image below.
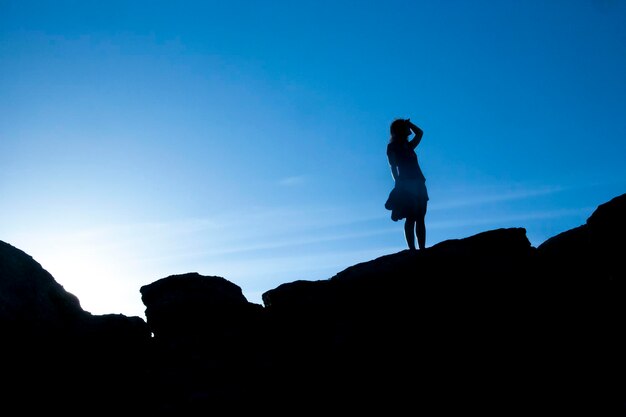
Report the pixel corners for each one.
[2,0,625,319]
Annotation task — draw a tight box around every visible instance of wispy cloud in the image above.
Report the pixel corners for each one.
[429,206,593,230]
[6,203,392,271]
[432,184,568,210]
[278,175,306,186]
[132,225,398,264]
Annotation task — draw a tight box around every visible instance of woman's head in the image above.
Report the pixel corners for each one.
[390,118,410,142]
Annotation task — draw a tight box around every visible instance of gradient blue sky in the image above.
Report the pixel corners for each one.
[2,1,625,319]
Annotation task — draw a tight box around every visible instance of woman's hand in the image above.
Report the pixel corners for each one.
[406,119,423,145]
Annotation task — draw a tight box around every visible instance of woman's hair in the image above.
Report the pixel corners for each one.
[389,118,408,142]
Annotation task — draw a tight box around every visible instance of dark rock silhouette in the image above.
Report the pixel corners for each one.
[139,273,267,413]
[1,192,625,414]
[0,240,151,413]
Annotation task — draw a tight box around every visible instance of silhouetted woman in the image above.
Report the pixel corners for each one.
[385,118,429,250]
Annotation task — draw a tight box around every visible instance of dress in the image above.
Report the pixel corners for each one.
[385,139,428,221]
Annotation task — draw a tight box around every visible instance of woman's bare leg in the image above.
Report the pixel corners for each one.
[416,204,427,250]
[404,218,417,250]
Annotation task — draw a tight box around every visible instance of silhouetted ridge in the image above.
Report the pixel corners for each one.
[538,192,626,281]
[0,241,150,414]
[0,240,84,329]
[1,192,625,414]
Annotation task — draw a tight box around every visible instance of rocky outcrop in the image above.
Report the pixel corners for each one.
[538,192,626,281]
[0,240,151,414]
[1,192,625,414]
[139,273,267,413]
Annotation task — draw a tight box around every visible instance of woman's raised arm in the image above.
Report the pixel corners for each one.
[407,120,423,149]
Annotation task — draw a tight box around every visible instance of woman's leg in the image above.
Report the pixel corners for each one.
[416,203,427,250]
[404,217,417,250]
